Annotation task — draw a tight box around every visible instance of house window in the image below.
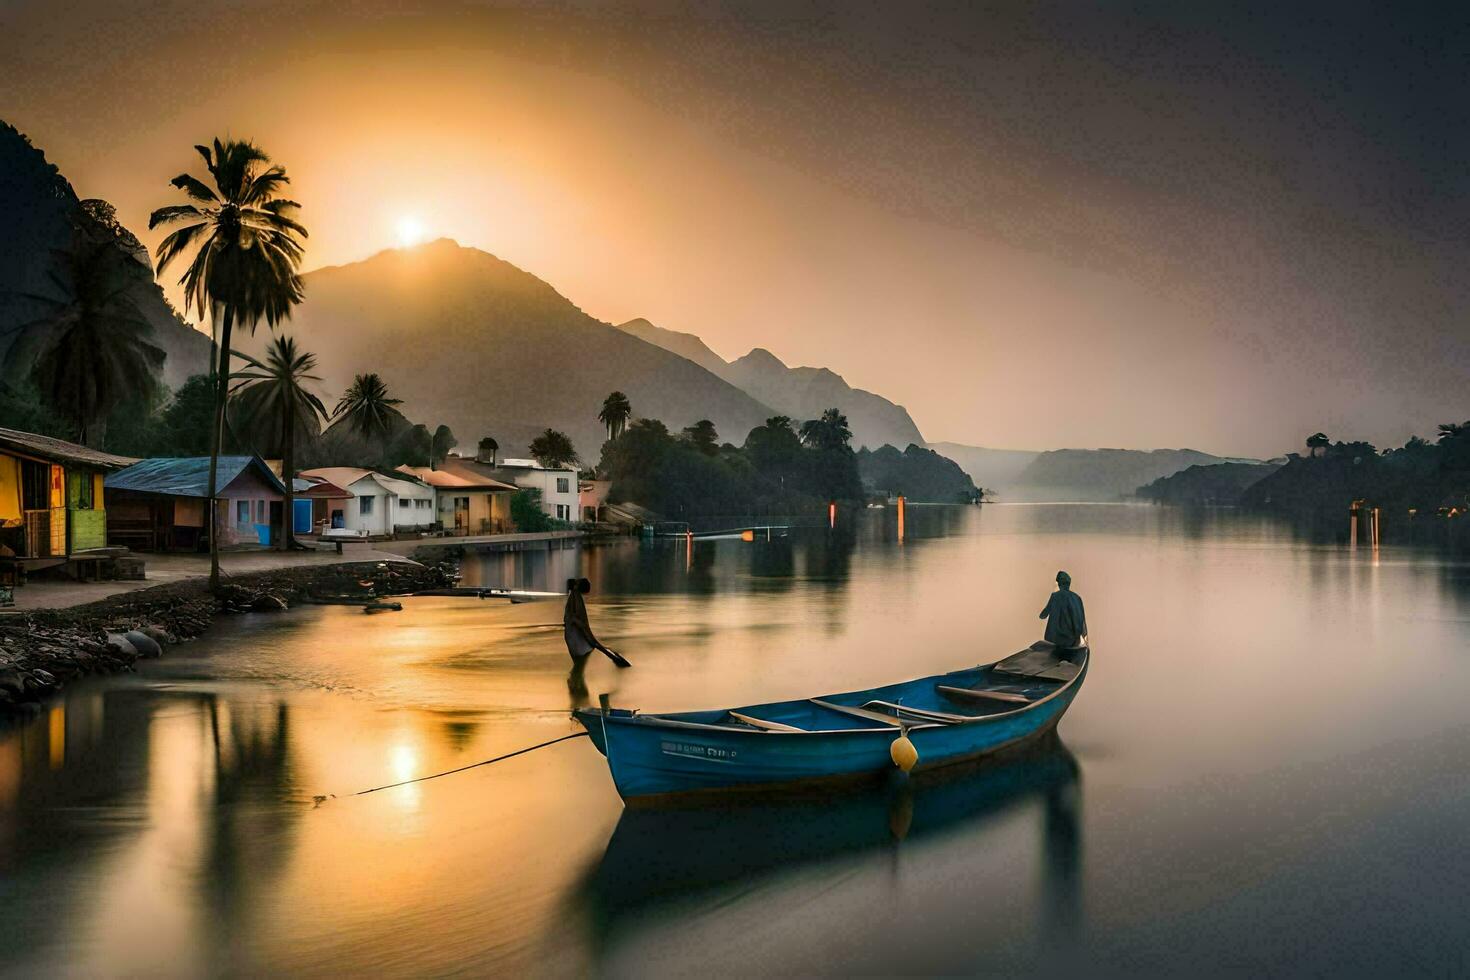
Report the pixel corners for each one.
[69,471,94,509]
[556,504,570,521]
[416,499,431,509]
[255,500,266,523]
[360,496,374,515]
[556,477,570,494]
[236,500,251,524]
[399,497,411,509]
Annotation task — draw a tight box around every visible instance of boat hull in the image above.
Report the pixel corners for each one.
[575,653,1087,802]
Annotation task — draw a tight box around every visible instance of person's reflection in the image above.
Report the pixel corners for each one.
[567,657,590,711]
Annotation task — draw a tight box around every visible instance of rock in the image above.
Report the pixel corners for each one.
[124,630,162,659]
[251,593,288,612]
[0,669,24,697]
[106,633,139,658]
[140,624,174,645]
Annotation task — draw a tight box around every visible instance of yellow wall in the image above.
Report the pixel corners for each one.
[0,454,19,524]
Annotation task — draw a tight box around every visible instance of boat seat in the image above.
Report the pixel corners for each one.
[727,710,806,732]
[937,685,1032,707]
[809,698,911,727]
[862,700,971,724]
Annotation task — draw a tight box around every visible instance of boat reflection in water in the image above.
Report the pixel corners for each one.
[577,736,1081,957]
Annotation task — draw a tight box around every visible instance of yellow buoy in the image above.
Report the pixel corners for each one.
[890,733,918,772]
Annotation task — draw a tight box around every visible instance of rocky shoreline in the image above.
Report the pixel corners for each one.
[0,554,459,719]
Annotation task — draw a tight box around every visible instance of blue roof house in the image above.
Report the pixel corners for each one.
[104,455,288,551]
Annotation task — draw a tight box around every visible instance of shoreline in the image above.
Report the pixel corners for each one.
[0,551,460,719]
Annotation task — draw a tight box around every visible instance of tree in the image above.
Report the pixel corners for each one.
[682,419,720,456]
[800,408,854,452]
[598,391,632,441]
[151,138,307,591]
[332,373,405,440]
[510,488,553,532]
[8,232,165,447]
[230,335,329,550]
[529,428,578,468]
[430,424,457,468]
[744,416,802,473]
[477,435,498,465]
[385,423,432,468]
[1306,432,1330,458]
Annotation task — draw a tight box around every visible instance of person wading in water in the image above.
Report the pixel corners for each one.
[563,578,631,668]
[1039,570,1088,658]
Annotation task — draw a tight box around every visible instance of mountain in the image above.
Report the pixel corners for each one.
[1135,461,1283,505]
[1012,448,1258,501]
[924,442,1041,494]
[617,317,729,377]
[616,319,925,451]
[256,240,778,460]
[0,121,211,391]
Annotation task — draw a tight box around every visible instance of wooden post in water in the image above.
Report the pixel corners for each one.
[829,501,836,529]
[897,495,906,544]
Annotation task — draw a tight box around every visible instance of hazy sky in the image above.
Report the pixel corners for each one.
[3,1,1466,456]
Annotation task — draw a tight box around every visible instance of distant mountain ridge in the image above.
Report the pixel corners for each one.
[1013,448,1261,501]
[617,317,925,450]
[925,443,1262,501]
[242,240,778,460]
[0,120,211,391]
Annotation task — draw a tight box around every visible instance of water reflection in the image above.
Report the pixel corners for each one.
[3,505,1470,976]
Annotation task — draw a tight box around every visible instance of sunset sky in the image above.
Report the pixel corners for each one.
[3,1,1466,457]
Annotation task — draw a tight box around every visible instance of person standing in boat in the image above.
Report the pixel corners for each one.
[563,578,631,668]
[1040,570,1087,655]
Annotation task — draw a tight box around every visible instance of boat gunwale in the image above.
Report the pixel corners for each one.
[582,647,1089,737]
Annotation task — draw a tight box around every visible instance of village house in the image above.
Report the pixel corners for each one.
[396,464,517,535]
[297,467,436,536]
[447,445,580,522]
[104,455,288,551]
[0,427,135,583]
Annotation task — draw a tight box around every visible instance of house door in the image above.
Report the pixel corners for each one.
[454,496,469,532]
[20,460,55,557]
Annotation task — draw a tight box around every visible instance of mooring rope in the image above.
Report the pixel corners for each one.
[314,731,590,804]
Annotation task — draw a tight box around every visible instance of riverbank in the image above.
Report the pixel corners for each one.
[0,552,459,718]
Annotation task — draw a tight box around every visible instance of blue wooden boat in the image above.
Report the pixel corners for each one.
[574,643,1087,803]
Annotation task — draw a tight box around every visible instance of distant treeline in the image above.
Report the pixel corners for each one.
[1138,426,1470,550]
[599,412,864,518]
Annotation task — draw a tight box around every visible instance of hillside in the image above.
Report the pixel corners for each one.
[616,318,925,450]
[257,241,777,460]
[1012,448,1255,501]
[924,442,1041,495]
[1135,461,1283,505]
[0,121,211,391]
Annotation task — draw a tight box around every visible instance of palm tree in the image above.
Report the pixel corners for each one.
[7,234,165,447]
[332,373,405,440]
[800,408,853,451]
[230,335,329,550]
[598,391,632,441]
[150,139,307,590]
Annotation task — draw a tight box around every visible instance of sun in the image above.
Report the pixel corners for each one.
[395,215,427,248]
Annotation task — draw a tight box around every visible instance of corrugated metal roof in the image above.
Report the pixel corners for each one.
[105,456,288,497]
[0,427,137,470]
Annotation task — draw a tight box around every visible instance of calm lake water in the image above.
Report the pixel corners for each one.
[3,504,1470,977]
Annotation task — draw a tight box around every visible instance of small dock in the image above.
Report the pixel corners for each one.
[378,530,583,556]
